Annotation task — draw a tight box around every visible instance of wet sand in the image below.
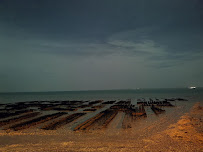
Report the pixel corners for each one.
[0,102,202,152]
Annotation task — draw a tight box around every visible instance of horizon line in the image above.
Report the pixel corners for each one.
[0,87,202,94]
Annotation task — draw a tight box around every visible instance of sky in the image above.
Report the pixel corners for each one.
[0,0,203,92]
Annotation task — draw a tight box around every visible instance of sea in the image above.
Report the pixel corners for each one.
[0,88,203,104]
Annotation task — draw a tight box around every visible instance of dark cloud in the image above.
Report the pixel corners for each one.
[1,0,202,39]
[0,0,202,91]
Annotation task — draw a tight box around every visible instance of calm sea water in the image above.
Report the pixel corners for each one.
[0,88,203,104]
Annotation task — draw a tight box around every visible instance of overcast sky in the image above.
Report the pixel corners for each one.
[0,0,203,92]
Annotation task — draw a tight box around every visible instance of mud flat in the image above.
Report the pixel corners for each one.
[7,112,67,131]
[122,113,133,129]
[0,112,41,127]
[151,105,165,115]
[122,105,146,129]
[0,100,202,152]
[74,109,118,131]
[42,113,86,130]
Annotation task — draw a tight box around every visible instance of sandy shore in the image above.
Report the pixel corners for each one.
[145,102,203,152]
[0,102,202,152]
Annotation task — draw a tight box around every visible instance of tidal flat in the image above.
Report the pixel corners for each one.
[0,99,202,152]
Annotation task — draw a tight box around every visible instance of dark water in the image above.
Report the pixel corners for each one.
[0,88,203,104]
